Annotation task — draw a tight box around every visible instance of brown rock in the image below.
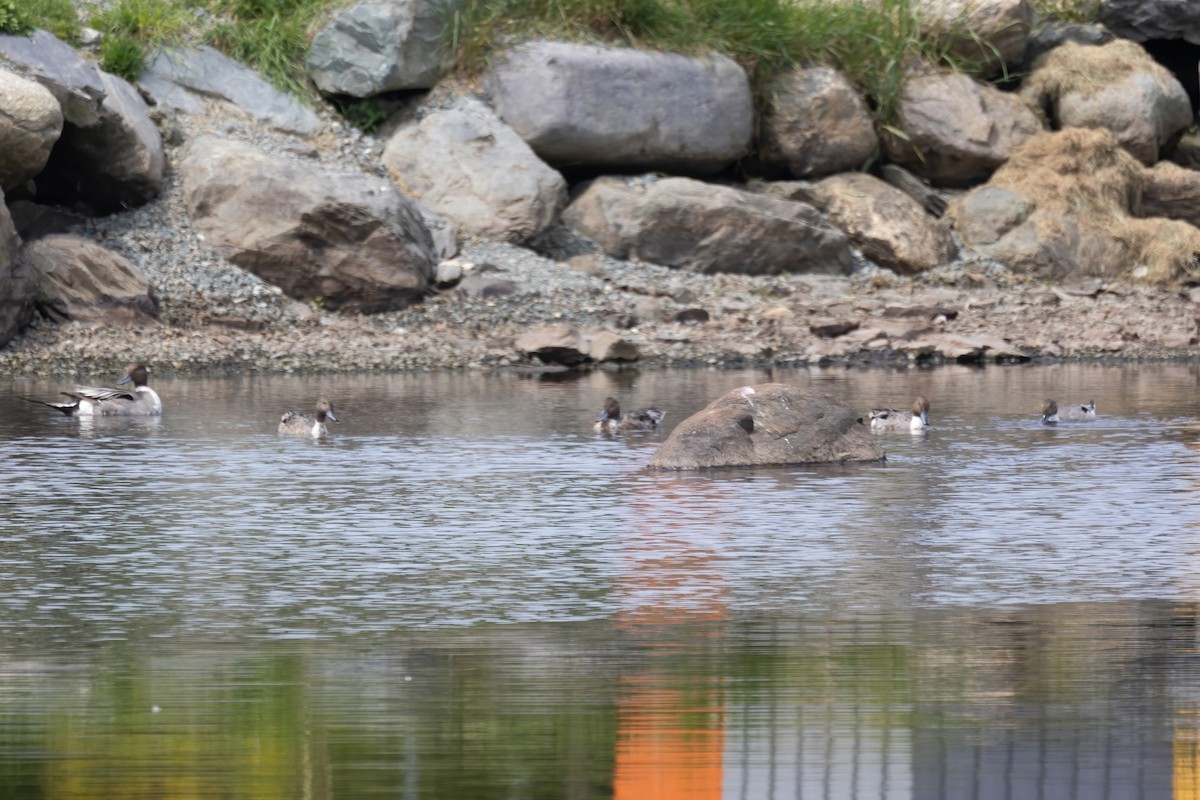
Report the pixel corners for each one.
[22,234,157,324]
[514,323,588,365]
[586,330,639,362]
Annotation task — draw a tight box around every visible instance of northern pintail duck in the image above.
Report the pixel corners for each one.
[1041,398,1095,424]
[869,395,930,433]
[594,397,664,433]
[26,363,162,416]
[278,398,339,437]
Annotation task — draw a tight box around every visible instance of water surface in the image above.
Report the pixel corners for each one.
[1,363,1198,798]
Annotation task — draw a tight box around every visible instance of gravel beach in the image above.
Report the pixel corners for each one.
[2,102,1197,379]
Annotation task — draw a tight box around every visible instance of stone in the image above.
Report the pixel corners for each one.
[810,318,860,338]
[484,40,752,173]
[759,66,878,178]
[435,259,463,288]
[1022,40,1192,165]
[586,330,638,362]
[306,0,445,96]
[0,68,62,191]
[1141,161,1200,228]
[915,0,1034,74]
[649,383,884,469]
[36,71,164,214]
[5,201,86,241]
[1100,0,1200,44]
[884,70,1042,186]
[456,274,518,298]
[1022,21,1113,68]
[514,323,588,365]
[143,46,321,136]
[0,29,106,127]
[0,191,33,347]
[382,98,566,243]
[807,172,956,274]
[21,234,157,324]
[563,176,854,275]
[178,136,435,312]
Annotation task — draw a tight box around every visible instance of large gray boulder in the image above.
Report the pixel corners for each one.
[807,172,956,274]
[0,29,106,127]
[0,68,63,191]
[382,98,566,242]
[306,0,445,96]
[759,66,878,179]
[914,0,1034,74]
[1022,40,1192,165]
[1100,0,1200,43]
[22,234,158,324]
[142,46,321,136]
[0,193,33,347]
[563,176,854,275]
[649,383,885,469]
[39,71,164,213]
[179,136,435,312]
[885,71,1042,186]
[484,41,752,173]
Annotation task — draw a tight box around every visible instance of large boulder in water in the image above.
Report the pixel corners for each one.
[649,383,884,470]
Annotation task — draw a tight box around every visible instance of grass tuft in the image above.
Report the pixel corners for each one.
[100,34,148,81]
[3,0,78,41]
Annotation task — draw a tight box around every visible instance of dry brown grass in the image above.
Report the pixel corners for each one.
[1025,40,1180,101]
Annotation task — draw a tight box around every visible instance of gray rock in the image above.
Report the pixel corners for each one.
[807,172,956,274]
[563,176,854,275]
[136,72,207,115]
[179,136,435,312]
[514,323,588,365]
[1023,40,1192,165]
[382,98,566,242]
[456,274,518,298]
[1100,0,1200,44]
[22,234,158,324]
[0,29,106,127]
[39,71,164,213]
[484,40,752,173]
[915,0,1033,74]
[649,383,885,469]
[143,46,321,136]
[0,68,62,191]
[0,192,33,347]
[306,0,445,96]
[885,71,1042,186]
[1022,21,1113,68]
[759,66,878,179]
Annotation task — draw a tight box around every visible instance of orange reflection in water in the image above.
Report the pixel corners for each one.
[613,475,730,800]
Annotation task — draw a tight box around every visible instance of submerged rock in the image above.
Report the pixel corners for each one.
[649,383,885,470]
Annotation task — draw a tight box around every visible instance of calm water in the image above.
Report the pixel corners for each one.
[1,363,1199,798]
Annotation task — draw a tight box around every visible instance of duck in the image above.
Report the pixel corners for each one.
[278,398,339,437]
[25,363,162,416]
[1041,399,1095,424]
[869,395,930,433]
[594,396,664,433]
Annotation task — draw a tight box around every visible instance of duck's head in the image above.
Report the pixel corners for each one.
[316,398,339,423]
[1041,398,1058,424]
[595,397,620,422]
[116,363,150,387]
[913,395,930,425]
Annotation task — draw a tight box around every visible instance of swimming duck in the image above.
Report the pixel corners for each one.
[1041,399,1095,424]
[26,363,162,416]
[278,398,339,437]
[869,395,930,433]
[594,397,664,433]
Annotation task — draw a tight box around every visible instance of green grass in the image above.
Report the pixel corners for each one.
[1030,0,1103,24]
[1,0,78,41]
[100,34,148,80]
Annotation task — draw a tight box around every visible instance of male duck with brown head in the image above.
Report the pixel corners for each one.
[279,398,339,437]
[1042,399,1096,424]
[869,395,930,433]
[26,363,162,416]
[594,397,664,433]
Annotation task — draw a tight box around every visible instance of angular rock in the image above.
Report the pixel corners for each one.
[306,0,445,96]
[21,234,157,323]
[514,323,588,365]
[382,98,566,242]
[759,66,878,178]
[586,330,639,362]
[0,192,33,347]
[915,0,1034,74]
[563,176,854,275]
[143,46,321,136]
[884,70,1042,186]
[807,172,956,274]
[1022,40,1192,165]
[949,127,1200,283]
[1021,21,1113,69]
[1100,0,1200,44]
[36,71,164,213]
[1142,161,1200,228]
[179,136,435,312]
[0,29,106,127]
[649,383,884,469]
[484,40,752,173]
[0,68,62,191]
